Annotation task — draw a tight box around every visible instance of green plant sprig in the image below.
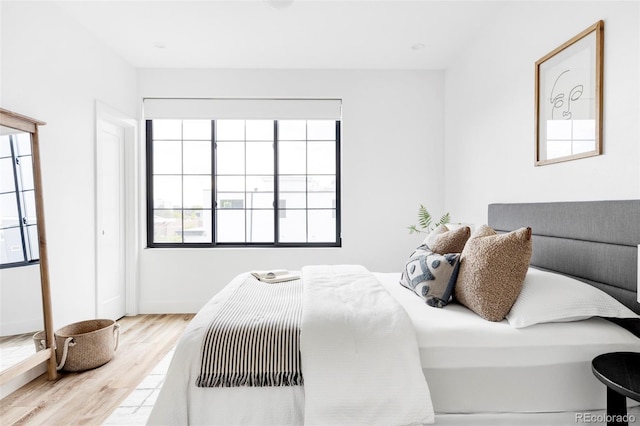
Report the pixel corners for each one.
[408,205,450,234]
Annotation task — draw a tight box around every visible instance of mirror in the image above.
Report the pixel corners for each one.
[0,108,56,390]
[0,125,43,372]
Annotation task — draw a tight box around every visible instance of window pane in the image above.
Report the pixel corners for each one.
[153,120,182,140]
[26,224,39,260]
[246,176,274,192]
[217,176,245,192]
[217,210,245,242]
[0,158,15,193]
[22,190,37,225]
[308,192,335,209]
[183,176,212,208]
[154,176,182,208]
[153,140,182,174]
[279,191,306,209]
[279,210,306,242]
[0,227,25,264]
[0,193,20,227]
[184,209,212,243]
[217,193,245,209]
[307,141,335,174]
[279,175,306,192]
[216,142,245,175]
[182,120,211,140]
[17,156,34,190]
[247,210,274,243]
[153,210,182,243]
[15,133,32,155]
[0,135,11,157]
[308,210,336,242]
[308,175,336,191]
[217,120,245,141]
[279,120,306,140]
[279,141,306,174]
[246,142,273,175]
[183,140,211,174]
[246,120,274,141]
[307,120,336,140]
[248,192,274,209]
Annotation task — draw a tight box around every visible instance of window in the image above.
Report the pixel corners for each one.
[146,117,340,247]
[0,132,39,267]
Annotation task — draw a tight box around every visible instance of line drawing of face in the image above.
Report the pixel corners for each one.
[550,69,584,120]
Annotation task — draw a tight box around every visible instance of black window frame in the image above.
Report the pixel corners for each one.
[146,119,341,248]
[0,134,39,269]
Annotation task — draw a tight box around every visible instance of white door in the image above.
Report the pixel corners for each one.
[96,119,126,320]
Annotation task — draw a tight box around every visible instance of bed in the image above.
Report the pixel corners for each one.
[148,200,640,425]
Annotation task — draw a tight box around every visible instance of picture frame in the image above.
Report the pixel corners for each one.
[535,20,604,166]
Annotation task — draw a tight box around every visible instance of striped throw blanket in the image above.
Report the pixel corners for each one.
[196,275,304,388]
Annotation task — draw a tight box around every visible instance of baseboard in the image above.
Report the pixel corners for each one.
[138,300,203,314]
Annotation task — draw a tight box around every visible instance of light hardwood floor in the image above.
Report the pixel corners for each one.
[0,314,194,425]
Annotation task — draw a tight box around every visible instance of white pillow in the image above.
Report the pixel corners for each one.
[506,268,639,328]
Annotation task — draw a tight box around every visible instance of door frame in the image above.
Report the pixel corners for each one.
[95,101,138,317]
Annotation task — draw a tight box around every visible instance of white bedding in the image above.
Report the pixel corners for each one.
[375,272,640,413]
[301,265,433,425]
[148,267,640,425]
[147,272,305,426]
[148,266,433,426]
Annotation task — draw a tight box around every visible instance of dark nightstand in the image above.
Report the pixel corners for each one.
[591,352,640,426]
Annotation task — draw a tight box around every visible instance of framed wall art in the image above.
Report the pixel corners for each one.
[535,20,604,166]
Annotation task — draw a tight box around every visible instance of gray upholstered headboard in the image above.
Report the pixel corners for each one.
[488,201,640,322]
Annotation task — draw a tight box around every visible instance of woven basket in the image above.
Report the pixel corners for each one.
[33,330,46,352]
[55,319,120,372]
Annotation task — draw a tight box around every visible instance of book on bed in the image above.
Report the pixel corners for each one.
[250,269,300,283]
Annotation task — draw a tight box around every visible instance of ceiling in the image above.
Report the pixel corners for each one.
[49,0,509,70]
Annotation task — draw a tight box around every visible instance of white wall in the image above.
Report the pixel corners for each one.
[444,1,640,226]
[138,69,445,312]
[0,2,137,332]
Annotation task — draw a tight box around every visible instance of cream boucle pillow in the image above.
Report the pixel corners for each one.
[471,224,497,238]
[422,224,449,249]
[454,226,532,322]
[430,226,471,254]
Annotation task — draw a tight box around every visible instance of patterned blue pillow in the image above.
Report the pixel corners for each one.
[400,249,461,308]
